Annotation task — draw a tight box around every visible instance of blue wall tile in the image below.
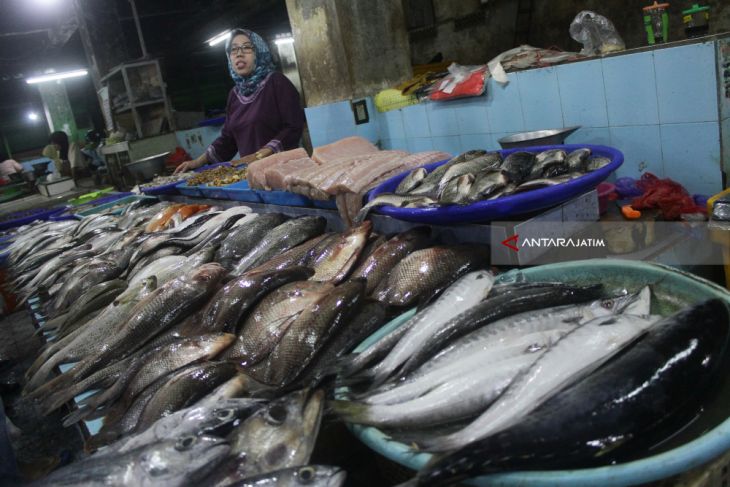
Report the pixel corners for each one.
[517,67,564,131]
[486,78,525,133]
[451,97,490,135]
[355,121,379,144]
[426,102,460,136]
[406,137,434,152]
[402,104,431,138]
[304,105,329,135]
[382,138,408,151]
[431,136,461,156]
[655,44,718,124]
[557,60,608,128]
[660,122,722,195]
[326,101,355,134]
[609,125,664,179]
[379,109,406,140]
[603,52,659,126]
[309,130,327,148]
[460,134,493,152]
[565,127,611,146]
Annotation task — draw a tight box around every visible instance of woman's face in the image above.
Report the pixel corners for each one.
[229,34,256,77]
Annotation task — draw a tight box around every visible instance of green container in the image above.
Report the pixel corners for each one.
[67,187,115,206]
[76,195,156,217]
[343,259,730,486]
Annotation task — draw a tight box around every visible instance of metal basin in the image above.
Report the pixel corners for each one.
[125,151,170,183]
[498,126,581,149]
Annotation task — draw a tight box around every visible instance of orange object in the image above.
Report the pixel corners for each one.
[621,204,642,220]
[145,204,186,232]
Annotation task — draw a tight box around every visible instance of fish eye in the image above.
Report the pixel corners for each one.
[148,465,168,477]
[216,409,235,420]
[298,466,316,483]
[266,404,288,425]
[175,436,196,450]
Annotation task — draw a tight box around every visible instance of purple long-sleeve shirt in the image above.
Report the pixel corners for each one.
[205,72,305,163]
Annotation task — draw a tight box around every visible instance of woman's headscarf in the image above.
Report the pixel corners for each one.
[226,28,275,97]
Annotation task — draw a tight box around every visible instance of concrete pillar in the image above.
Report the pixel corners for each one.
[37,81,79,138]
[286,0,412,106]
[73,0,130,90]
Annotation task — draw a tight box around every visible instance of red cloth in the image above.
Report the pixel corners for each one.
[165,147,192,167]
[631,173,705,220]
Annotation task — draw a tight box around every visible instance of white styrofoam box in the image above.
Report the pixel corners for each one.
[38,177,75,196]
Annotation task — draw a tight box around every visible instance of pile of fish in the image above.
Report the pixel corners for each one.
[1,197,493,485]
[355,147,612,222]
[333,274,730,486]
[138,172,195,190]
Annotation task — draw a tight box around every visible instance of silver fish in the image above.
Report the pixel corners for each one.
[395,167,428,194]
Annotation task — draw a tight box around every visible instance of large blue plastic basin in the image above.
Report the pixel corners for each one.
[345,259,730,486]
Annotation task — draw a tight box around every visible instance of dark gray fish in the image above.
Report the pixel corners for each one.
[586,156,611,172]
[395,167,428,194]
[351,227,432,295]
[439,174,474,205]
[247,234,331,274]
[215,213,287,268]
[436,153,502,196]
[500,151,535,184]
[467,170,508,202]
[226,466,346,487]
[232,217,327,275]
[415,299,730,486]
[409,150,487,196]
[354,194,437,224]
[512,175,572,194]
[566,148,591,172]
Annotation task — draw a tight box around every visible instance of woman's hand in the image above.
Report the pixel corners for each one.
[174,157,206,174]
[235,148,274,166]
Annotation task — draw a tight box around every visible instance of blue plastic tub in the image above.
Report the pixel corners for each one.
[366,144,623,224]
[312,198,338,210]
[141,180,187,196]
[222,181,262,203]
[0,206,67,231]
[256,190,312,207]
[343,259,730,486]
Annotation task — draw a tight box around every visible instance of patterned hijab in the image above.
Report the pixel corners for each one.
[226,28,275,97]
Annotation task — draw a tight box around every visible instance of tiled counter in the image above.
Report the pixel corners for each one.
[305,39,724,196]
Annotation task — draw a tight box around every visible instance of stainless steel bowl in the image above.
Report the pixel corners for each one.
[498,126,581,149]
[125,151,170,182]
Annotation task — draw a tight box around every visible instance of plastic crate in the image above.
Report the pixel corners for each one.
[0,206,67,231]
[67,187,115,206]
[256,189,312,207]
[76,195,157,217]
[312,198,338,210]
[199,184,230,200]
[222,181,262,203]
[175,181,204,198]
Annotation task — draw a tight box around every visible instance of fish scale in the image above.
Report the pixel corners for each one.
[224,281,334,366]
[216,213,286,266]
[309,222,372,283]
[372,245,488,307]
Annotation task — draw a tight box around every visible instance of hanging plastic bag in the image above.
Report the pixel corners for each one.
[429,63,488,101]
[569,11,625,56]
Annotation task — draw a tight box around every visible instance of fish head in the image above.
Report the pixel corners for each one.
[134,435,229,485]
[231,389,324,470]
[189,263,227,284]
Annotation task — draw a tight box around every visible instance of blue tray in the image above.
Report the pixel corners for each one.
[312,198,338,210]
[0,206,67,231]
[199,184,230,200]
[256,190,312,207]
[366,144,623,224]
[222,181,262,203]
[175,181,204,197]
[141,180,186,196]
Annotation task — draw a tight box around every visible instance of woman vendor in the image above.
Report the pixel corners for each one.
[174,29,305,173]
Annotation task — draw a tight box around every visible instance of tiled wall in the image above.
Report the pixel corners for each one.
[305,41,723,196]
[175,127,225,159]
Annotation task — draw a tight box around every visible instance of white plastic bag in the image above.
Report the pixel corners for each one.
[569,11,625,56]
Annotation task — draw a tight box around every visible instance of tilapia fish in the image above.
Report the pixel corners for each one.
[248,279,365,387]
[203,389,324,486]
[232,216,326,275]
[309,222,372,283]
[416,299,730,486]
[372,245,489,307]
[395,167,428,194]
[215,213,286,268]
[178,266,314,336]
[224,281,335,366]
[439,174,474,205]
[408,150,487,196]
[436,153,502,196]
[32,436,229,487]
